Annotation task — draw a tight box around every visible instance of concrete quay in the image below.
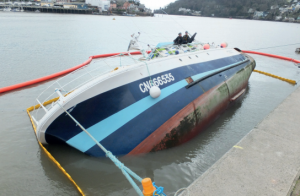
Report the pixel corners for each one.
[182,85,300,196]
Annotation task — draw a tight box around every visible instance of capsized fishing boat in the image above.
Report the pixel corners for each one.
[29,33,256,156]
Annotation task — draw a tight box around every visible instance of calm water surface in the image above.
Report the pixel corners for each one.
[0,12,300,196]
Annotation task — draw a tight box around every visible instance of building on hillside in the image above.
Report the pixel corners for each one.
[144,8,151,13]
[279,7,289,12]
[110,1,116,8]
[297,15,300,20]
[253,11,268,19]
[253,11,264,18]
[60,2,88,8]
[41,0,53,3]
[41,2,54,6]
[86,0,110,11]
[283,17,295,21]
[128,3,136,9]
[138,4,145,11]
[275,15,282,20]
[248,8,254,13]
[271,5,279,9]
[63,4,76,8]
[179,7,186,12]
[128,4,139,12]
[56,0,71,3]
[76,3,88,8]
[122,1,131,9]
[289,17,295,22]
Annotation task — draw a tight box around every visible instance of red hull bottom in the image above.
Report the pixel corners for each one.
[129,59,255,155]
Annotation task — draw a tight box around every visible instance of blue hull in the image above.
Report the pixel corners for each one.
[45,53,255,156]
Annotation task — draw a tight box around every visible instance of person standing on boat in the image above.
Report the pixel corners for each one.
[182,31,190,44]
[174,33,183,45]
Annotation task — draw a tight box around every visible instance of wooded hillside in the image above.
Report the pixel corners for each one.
[156,0,291,18]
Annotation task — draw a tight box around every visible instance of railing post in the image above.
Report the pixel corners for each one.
[36,99,48,113]
[32,116,39,126]
[55,88,65,101]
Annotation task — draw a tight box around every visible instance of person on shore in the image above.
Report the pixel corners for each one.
[174,33,183,45]
[182,31,190,44]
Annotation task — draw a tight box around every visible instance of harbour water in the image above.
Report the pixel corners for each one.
[0,12,300,195]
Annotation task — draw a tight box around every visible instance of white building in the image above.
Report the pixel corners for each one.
[86,0,110,11]
[179,8,187,12]
[270,5,279,9]
[289,17,295,22]
[248,8,254,13]
[253,11,264,17]
[279,7,289,12]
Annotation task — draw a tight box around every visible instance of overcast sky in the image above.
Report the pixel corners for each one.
[140,0,175,10]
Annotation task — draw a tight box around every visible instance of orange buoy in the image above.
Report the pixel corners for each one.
[142,178,156,196]
[221,42,228,48]
[203,44,210,50]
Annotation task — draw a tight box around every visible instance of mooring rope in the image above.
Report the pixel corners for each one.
[57,102,145,196]
[253,70,297,85]
[26,108,85,196]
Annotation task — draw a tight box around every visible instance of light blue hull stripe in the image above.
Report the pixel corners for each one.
[66,61,244,152]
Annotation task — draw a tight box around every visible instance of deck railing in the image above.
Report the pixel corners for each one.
[31,54,140,125]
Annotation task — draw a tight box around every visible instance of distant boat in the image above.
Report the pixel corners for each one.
[3,7,12,11]
[35,9,40,13]
[191,13,201,16]
[11,8,20,12]
[11,6,24,12]
[296,48,300,53]
[122,12,136,17]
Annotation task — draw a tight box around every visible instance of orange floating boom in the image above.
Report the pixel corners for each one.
[242,50,300,64]
[0,51,144,94]
[0,50,298,94]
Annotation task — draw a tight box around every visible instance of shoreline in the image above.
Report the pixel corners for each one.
[154,13,300,24]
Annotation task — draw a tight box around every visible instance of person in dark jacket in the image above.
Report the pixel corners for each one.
[174,33,183,45]
[182,31,190,44]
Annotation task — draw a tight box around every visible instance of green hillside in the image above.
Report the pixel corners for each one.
[155,0,299,20]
